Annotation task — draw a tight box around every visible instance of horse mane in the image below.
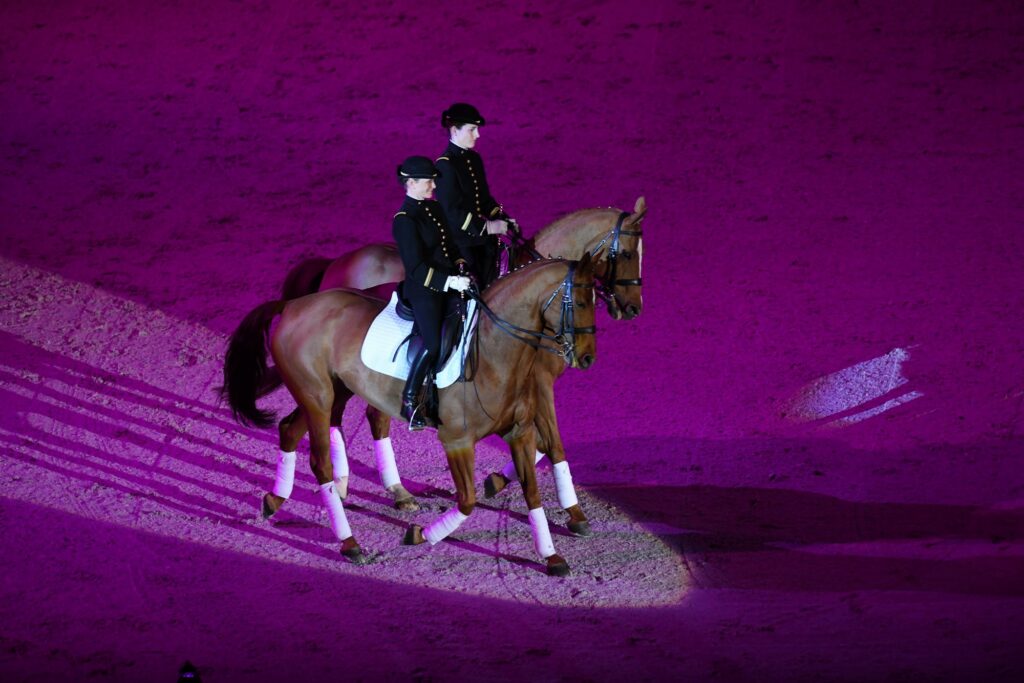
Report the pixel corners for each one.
[532,207,621,246]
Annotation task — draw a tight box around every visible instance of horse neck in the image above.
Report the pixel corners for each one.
[532,208,618,276]
[477,261,568,385]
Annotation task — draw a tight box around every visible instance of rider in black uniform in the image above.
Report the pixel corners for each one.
[392,156,472,430]
[434,103,510,290]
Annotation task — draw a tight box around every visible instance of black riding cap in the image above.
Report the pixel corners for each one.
[397,156,441,179]
[442,102,485,127]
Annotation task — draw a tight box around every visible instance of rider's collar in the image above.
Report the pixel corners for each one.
[446,141,469,156]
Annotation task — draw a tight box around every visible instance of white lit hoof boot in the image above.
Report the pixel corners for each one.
[340,538,370,565]
[483,472,509,498]
[262,493,285,520]
[546,554,571,577]
[403,524,426,545]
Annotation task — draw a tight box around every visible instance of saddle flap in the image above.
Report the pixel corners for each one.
[406,298,466,368]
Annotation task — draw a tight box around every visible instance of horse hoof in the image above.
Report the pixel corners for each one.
[394,497,420,512]
[388,484,420,512]
[261,493,283,519]
[546,555,571,577]
[567,519,592,537]
[483,473,507,499]
[402,524,425,545]
[341,546,371,566]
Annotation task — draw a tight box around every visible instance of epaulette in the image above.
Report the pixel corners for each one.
[393,211,407,218]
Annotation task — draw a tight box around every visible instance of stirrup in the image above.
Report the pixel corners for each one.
[402,399,428,431]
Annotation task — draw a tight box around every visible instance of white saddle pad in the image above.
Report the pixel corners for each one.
[359,292,478,389]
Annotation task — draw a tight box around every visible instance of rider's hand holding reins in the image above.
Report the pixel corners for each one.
[446,275,471,292]
[485,218,508,235]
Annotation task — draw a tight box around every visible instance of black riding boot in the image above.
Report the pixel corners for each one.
[401,346,434,431]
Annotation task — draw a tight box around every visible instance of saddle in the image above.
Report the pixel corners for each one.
[394,283,467,369]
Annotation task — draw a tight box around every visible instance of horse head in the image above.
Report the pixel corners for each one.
[481,255,598,371]
[568,251,598,369]
[598,196,645,321]
[534,252,597,370]
[531,197,647,322]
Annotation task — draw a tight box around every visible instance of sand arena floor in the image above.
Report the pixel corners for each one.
[2,1,1023,681]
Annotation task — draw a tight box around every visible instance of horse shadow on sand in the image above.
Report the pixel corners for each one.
[569,435,1024,597]
[0,331,376,561]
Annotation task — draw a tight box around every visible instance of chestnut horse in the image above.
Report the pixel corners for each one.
[222,256,598,575]
[273,198,647,531]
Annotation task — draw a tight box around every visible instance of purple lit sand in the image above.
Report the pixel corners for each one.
[2,1,1023,680]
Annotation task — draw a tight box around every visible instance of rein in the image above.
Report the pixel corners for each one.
[504,212,643,312]
[589,211,643,310]
[469,261,596,367]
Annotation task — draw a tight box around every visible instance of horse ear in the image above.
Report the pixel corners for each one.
[630,196,647,222]
[579,250,596,274]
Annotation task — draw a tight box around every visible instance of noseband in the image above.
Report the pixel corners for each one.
[471,262,596,366]
[590,211,643,311]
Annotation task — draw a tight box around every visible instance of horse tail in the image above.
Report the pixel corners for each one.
[281,256,331,299]
[220,300,287,428]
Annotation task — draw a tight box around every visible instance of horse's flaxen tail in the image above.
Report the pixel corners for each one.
[281,256,331,300]
[220,299,287,428]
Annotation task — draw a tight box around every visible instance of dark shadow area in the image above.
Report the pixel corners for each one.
[586,480,1023,596]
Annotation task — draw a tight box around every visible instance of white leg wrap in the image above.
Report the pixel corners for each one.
[272,450,297,499]
[374,437,401,489]
[528,507,556,558]
[500,450,546,482]
[329,427,349,479]
[552,460,579,510]
[423,507,468,545]
[319,481,352,541]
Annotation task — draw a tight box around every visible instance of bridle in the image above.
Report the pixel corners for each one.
[469,261,596,367]
[589,211,643,312]
[504,211,642,313]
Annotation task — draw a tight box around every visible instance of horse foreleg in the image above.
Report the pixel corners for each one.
[509,426,570,577]
[403,441,474,546]
[307,403,369,565]
[530,379,590,537]
[263,409,309,519]
[366,404,418,512]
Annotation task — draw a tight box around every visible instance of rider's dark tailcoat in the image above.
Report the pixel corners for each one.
[435,141,503,288]
[392,195,470,357]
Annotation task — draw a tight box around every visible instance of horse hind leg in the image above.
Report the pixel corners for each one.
[366,404,419,512]
[328,387,354,500]
[483,449,545,498]
[262,408,308,519]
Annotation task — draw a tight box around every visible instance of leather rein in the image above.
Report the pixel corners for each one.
[505,211,642,311]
